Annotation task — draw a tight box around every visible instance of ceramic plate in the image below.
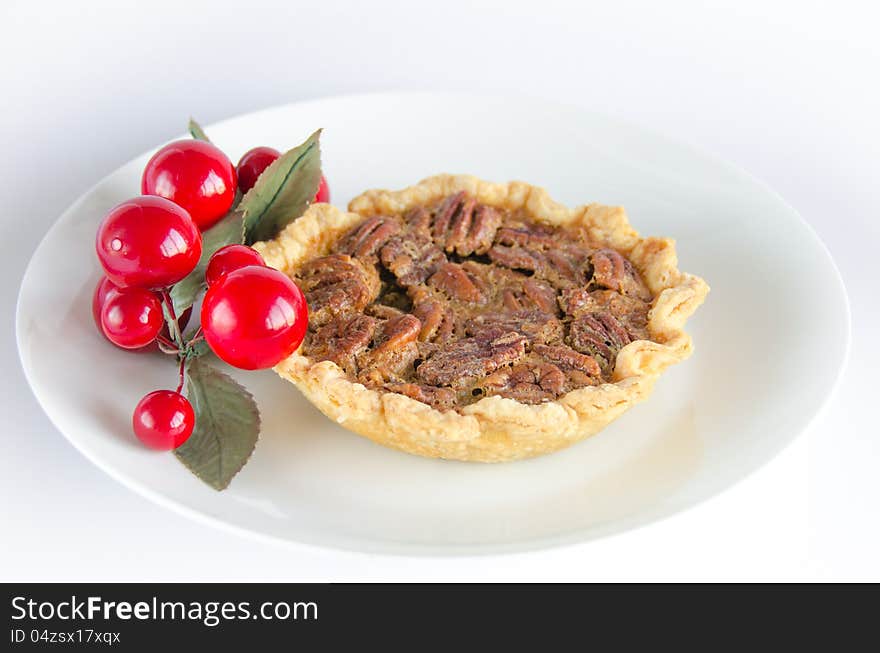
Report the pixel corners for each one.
[16,93,850,555]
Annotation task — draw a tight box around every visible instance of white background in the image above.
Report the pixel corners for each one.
[2,0,878,581]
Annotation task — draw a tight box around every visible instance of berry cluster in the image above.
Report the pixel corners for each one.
[94,136,322,454]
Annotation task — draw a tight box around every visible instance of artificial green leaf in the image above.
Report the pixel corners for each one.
[242,129,322,243]
[170,211,245,314]
[188,118,211,142]
[175,357,260,491]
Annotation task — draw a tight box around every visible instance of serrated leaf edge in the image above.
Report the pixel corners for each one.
[242,128,322,243]
[175,360,261,491]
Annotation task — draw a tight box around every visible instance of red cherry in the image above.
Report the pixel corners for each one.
[96,195,202,289]
[201,266,307,370]
[100,286,164,349]
[205,244,266,287]
[132,390,195,450]
[236,146,281,194]
[92,276,119,334]
[314,175,330,203]
[92,276,191,352]
[142,140,237,230]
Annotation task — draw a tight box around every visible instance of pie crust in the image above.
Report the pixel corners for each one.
[253,175,709,462]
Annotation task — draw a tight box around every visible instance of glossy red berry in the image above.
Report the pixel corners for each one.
[96,195,202,289]
[92,276,191,352]
[205,244,266,287]
[142,139,237,229]
[236,146,280,194]
[201,266,307,370]
[314,175,330,203]
[92,276,119,334]
[132,390,195,450]
[100,286,164,349]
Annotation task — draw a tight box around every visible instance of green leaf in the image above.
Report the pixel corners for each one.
[170,211,245,314]
[175,357,260,491]
[242,129,322,243]
[188,117,211,142]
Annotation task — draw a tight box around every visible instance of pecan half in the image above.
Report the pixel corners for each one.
[543,244,592,287]
[497,278,557,313]
[412,298,456,343]
[379,232,447,287]
[439,193,476,252]
[487,244,545,273]
[465,310,563,345]
[335,216,401,259]
[480,359,566,404]
[427,263,483,303]
[298,254,380,327]
[558,288,650,339]
[433,194,502,256]
[416,329,528,387]
[404,206,432,233]
[372,314,422,355]
[305,314,379,374]
[431,192,469,248]
[533,344,602,379]
[569,312,635,369]
[357,314,422,385]
[588,248,652,300]
[466,205,504,255]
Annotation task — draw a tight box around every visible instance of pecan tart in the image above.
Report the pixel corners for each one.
[253,175,708,462]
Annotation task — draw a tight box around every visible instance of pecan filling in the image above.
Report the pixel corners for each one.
[295,192,654,410]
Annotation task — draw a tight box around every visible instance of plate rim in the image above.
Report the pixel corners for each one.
[15,91,852,557]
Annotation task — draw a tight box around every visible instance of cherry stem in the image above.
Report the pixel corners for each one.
[158,289,189,394]
[161,289,183,347]
[158,290,204,394]
[176,355,186,394]
[156,334,177,352]
[189,326,204,344]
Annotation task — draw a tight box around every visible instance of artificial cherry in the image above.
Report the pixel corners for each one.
[201,265,307,370]
[236,146,280,194]
[237,145,329,204]
[132,390,195,450]
[96,195,202,289]
[93,276,191,352]
[205,244,266,287]
[92,276,120,334]
[142,140,237,230]
[314,174,330,203]
[100,286,164,349]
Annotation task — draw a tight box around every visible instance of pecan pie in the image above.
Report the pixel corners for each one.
[254,175,709,462]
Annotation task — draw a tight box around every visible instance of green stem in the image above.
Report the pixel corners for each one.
[161,289,184,348]
[156,334,178,353]
[176,355,186,395]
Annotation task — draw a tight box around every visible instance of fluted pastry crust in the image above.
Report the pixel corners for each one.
[253,175,709,462]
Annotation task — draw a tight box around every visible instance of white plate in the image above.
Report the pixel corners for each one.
[16,93,849,555]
